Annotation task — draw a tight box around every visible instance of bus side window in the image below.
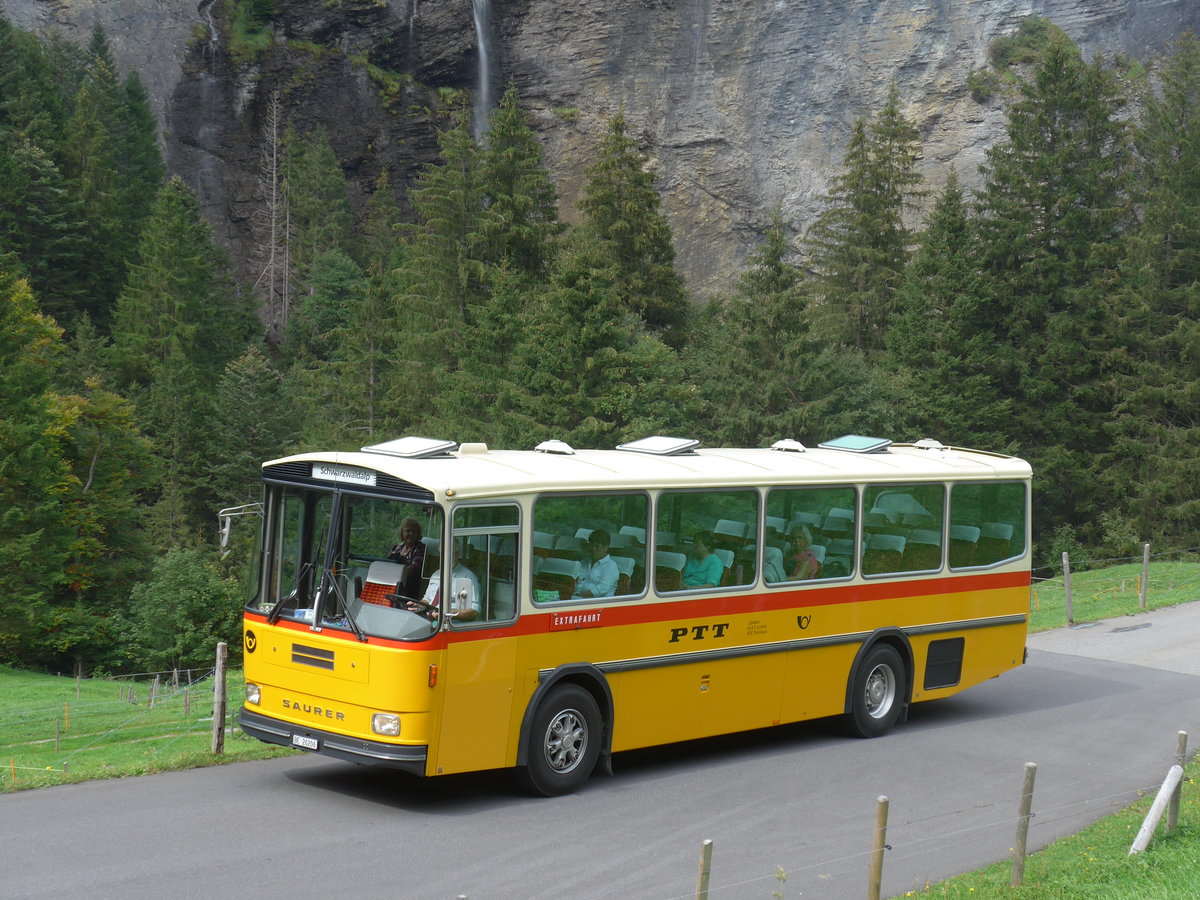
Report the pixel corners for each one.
[862,484,945,576]
[950,482,1026,569]
[765,486,857,583]
[532,491,649,602]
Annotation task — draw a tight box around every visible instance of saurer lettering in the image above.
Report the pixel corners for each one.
[283,698,345,721]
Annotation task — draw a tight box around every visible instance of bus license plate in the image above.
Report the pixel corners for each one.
[291,734,319,751]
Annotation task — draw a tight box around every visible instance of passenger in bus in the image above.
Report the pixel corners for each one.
[386,517,425,598]
[574,530,618,599]
[418,544,481,621]
[681,533,723,589]
[786,524,822,580]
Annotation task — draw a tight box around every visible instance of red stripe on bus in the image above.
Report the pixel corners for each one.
[245,569,1029,651]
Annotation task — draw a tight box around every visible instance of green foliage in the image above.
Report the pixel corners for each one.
[973,35,1131,544]
[579,110,689,344]
[690,209,898,446]
[1101,32,1200,550]
[110,177,256,544]
[119,549,242,672]
[987,15,1068,69]
[804,82,924,354]
[0,271,72,665]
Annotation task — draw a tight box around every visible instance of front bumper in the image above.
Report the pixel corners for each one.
[238,707,428,776]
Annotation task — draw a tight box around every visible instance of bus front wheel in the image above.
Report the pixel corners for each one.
[518,684,601,797]
[845,644,906,738]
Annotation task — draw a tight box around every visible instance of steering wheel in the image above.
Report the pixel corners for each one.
[389,593,437,616]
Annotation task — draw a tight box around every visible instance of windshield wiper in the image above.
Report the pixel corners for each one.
[325,570,367,642]
[267,561,314,624]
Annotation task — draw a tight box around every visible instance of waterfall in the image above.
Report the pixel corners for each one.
[198,0,219,58]
[471,0,494,141]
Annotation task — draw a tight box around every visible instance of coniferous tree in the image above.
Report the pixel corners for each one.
[283,124,354,286]
[691,210,896,446]
[974,34,1131,541]
[886,172,1013,450]
[498,232,692,447]
[805,82,923,354]
[478,82,563,277]
[110,177,256,542]
[0,269,73,664]
[579,110,688,344]
[1103,31,1200,547]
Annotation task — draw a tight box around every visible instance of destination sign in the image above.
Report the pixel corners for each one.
[312,463,377,487]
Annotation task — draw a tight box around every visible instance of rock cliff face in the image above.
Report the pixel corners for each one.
[4,0,1199,295]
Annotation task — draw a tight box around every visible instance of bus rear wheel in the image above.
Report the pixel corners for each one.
[845,644,906,738]
[518,684,601,797]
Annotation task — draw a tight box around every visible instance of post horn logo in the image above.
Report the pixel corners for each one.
[245,630,258,653]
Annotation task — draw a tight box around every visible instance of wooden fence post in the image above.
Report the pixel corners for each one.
[1168,731,1188,833]
[211,642,228,754]
[1011,762,1037,886]
[1062,552,1073,625]
[694,839,713,900]
[1130,766,1184,854]
[868,796,889,900]
[1139,543,1150,610]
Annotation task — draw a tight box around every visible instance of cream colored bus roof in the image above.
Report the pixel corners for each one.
[266,440,1031,502]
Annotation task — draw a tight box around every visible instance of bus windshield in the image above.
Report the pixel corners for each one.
[253,484,445,642]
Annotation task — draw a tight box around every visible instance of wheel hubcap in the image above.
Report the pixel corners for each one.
[545,708,587,773]
[864,664,895,719]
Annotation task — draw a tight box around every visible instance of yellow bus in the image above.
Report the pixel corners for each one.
[237,434,1031,795]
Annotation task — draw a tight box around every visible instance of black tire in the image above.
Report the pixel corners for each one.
[517,684,602,797]
[844,643,906,738]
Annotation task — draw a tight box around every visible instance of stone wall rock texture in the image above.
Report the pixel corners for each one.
[4,0,1198,295]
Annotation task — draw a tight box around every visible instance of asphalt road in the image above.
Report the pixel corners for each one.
[4,606,1198,900]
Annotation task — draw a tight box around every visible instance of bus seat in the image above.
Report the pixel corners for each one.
[611,555,636,595]
[949,525,980,568]
[863,534,905,575]
[361,560,408,607]
[904,530,942,571]
[552,535,586,561]
[655,530,678,549]
[654,550,686,592]
[574,527,593,541]
[787,512,822,533]
[619,525,647,545]
[763,545,786,583]
[713,518,748,544]
[533,531,556,559]
[533,557,579,601]
[978,522,1015,563]
[421,537,440,576]
[863,510,895,533]
[765,516,787,537]
[609,532,636,549]
[821,513,854,540]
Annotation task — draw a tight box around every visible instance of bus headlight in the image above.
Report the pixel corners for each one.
[372,713,401,737]
[245,683,261,705]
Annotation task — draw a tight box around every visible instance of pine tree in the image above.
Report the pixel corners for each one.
[0,269,73,664]
[498,232,692,448]
[973,35,1131,541]
[1103,32,1200,547]
[886,172,1013,450]
[690,209,896,446]
[579,110,688,344]
[478,82,563,277]
[804,82,923,354]
[110,177,255,542]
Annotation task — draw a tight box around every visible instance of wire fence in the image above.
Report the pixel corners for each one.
[1028,546,1200,630]
[1,666,227,784]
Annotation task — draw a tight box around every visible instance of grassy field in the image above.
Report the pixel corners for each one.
[0,664,292,793]
[1028,558,1200,633]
